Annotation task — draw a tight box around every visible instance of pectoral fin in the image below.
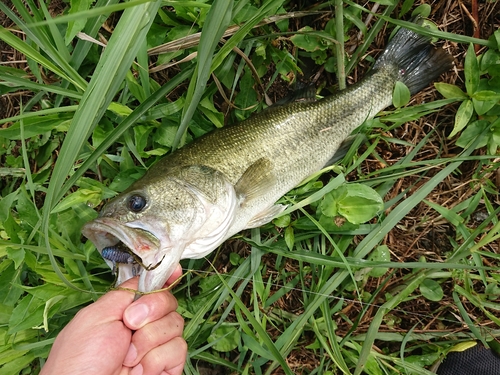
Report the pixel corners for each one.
[235,158,276,205]
[246,204,287,228]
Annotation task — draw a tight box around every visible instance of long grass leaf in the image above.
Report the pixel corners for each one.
[0,106,78,126]
[57,68,193,203]
[353,139,480,259]
[69,0,121,69]
[334,0,345,90]
[0,27,85,90]
[344,1,494,47]
[215,269,294,375]
[172,0,234,149]
[354,271,428,375]
[42,0,163,290]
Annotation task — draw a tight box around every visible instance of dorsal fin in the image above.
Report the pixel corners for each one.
[273,85,317,107]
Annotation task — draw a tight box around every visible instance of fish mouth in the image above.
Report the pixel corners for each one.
[82,217,164,289]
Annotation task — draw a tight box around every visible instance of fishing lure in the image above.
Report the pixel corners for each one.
[102,246,137,275]
[102,245,164,276]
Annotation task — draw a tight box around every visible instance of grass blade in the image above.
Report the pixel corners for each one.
[41,0,163,290]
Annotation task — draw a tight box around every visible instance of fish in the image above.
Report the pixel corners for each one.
[82,20,453,293]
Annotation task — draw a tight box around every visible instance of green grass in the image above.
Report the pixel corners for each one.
[1,0,500,374]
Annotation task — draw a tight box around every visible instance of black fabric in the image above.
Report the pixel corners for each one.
[437,343,500,375]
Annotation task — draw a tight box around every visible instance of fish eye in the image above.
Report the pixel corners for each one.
[128,194,147,212]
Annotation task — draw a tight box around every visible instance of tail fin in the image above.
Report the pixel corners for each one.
[373,20,454,95]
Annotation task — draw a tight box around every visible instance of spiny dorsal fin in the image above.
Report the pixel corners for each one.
[235,158,276,205]
[273,85,317,107]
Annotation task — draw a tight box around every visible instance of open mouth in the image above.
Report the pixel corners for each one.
[82,217,162,285]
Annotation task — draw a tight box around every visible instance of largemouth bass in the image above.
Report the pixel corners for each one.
[82,22,453,293]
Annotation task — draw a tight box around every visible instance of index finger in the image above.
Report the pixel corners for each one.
[89,276,141,323]
[123,285,179,330]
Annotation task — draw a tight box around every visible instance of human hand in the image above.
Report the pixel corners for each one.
[40,265,186,375]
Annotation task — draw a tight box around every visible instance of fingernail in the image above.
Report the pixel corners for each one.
[123,343,137,365]
[130,363,143,375]
[126,303,149,328]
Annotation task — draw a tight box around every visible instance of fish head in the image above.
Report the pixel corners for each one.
[82,165,238,293]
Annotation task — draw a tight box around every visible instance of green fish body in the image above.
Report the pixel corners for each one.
[83,23,453,292]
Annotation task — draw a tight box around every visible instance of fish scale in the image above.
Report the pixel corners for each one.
[82,22,454,293]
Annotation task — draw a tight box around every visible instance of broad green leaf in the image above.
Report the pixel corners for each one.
[229,252,242,266]
[405,352,440,367]
[480,49,500,73]
[456,120,490,149]
[392,81,411,108]
[65,0,94,44]
[51,189,102,214]
[241,333,275,361]
[361,353,384,375]
[336,183,383,225]
[472,90,500,101]
[419,278,444,301]
[108,102,134,117]
[472,98,498,116]
[0,350,36,375]
[8,295,45,334]
[6,247,25,269]
[448,99,474,138]
[0,191,18,222]
[199,96,224,128]
[290,27,331,52]
[273,214,290,228]
[411,4,431,18]
[494,29,500,51]
[207,325,241,352]
[154,123,177,148]
[284,226,295,250]
[464,43,479,96]
[449,341,479,353]
[0,114,73,140]
[368,245,390,277]
[145,97,185,120]
[485,283,500,301]
[470,77,500,115]
[15,188,40,229]
[434,83,467,99]
[126,69,147,103]
[320,192,338,218]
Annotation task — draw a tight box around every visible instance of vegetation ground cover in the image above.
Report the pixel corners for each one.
[0,0,499,374]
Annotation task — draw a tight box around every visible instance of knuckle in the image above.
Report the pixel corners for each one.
[164,291,178,310]
[169,312,184,329]
[174,336,188,353]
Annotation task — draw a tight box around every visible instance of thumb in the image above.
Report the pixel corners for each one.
[90,276,140,323]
